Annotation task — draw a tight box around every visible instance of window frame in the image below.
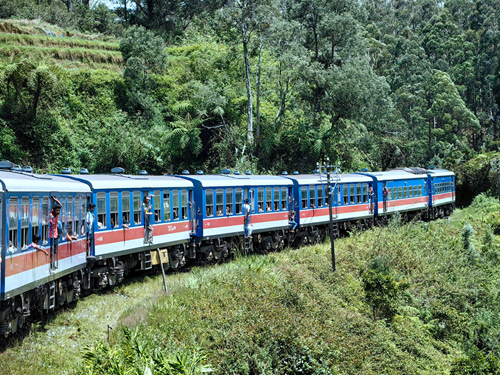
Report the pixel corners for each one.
[205,189,214,218]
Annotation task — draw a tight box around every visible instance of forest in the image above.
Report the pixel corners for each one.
[0,0,499,183]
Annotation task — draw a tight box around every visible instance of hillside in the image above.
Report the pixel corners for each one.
[2,194,500,374]
[0,19,122,70]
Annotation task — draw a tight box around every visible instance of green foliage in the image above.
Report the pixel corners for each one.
[362,265,409,322]
[450,347,500,375]
[82,326,213,375]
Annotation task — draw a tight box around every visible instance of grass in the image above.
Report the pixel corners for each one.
[0,33,119,51]
[2,194,500,374]
[0,19,118,42]
[0,45,123,65]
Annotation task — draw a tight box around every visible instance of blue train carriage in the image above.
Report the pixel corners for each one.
[0,165,91,337]
[179,170,293,256]
[57,170,194,288]
[428,168,455,218]
[358,168,431,219]
[284,172,375,242]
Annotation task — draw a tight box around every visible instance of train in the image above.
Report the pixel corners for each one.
[0,161,455,337]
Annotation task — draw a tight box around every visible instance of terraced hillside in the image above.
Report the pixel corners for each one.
[0,19,122,70]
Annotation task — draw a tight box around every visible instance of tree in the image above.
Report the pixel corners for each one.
[120,25,167,115]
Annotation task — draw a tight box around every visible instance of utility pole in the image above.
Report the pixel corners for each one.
[318,159,335,272]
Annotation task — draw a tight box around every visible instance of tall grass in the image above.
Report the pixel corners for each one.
[0,33,119,51]
[0,45,123,64]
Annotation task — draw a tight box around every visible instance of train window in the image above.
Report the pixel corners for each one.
[318,186,324,207]
[97,193,106,229]
[362,184,368,203]
[215,189,223,216]
[181,190,188,219]
[308,186,314,208]
[256,188,263,212]
[42,196,49,244]
[154,191,161,222]
[281,187,287,210]
[133,191,142,225]
[173,190,180,220]
[356,184,362,204]
[418,185,422,196]
[58,196,66,237]
[410,186,414,197]
[343,184,348,205]
[226,189,233,215]
[9,197,18,252]
[273,188,279,210]
[67,196,74,238]
[350,184,355,204]
[108,192,118,228]
[235,189,243,214]
[387,187,392,200]
[301,187,308,209]
[398,187,403,199]
[413,185,417,196]
[75,196,81,236]
[265,187,272,211]
[122,192,131,227]
[205,190,213,217]
[78,195,84,236]
[21,197,29,250]
[403,186,407,198]
[32,197,40,240]
[163,191,171,221]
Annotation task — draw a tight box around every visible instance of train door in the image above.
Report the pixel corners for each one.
[48,194,59,270]
[188,189,196,234]
[0,197,3,297]
[452,176,456,202]
[143,190,153,244]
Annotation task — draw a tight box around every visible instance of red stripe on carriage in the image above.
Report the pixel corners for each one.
[4,239,86,277]
[433,192,453,201]
[300,205,370,218]
[204,212,289,229]
[377,197,429,209]
[94,221,191,246]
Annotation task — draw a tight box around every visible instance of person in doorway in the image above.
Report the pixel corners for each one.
[382,183,388,212]
[86,203,96,252]
[243,199,251,238]
[49,197,62,257]
[143,195,153,244]
[368,186,375,214]
[288,210,297,233]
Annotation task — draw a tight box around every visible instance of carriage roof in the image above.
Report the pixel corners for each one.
[56,174,193,190]
[178,174,294,188]
[0,171,90,193]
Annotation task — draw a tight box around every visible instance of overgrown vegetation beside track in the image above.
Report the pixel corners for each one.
[3,195,500,374]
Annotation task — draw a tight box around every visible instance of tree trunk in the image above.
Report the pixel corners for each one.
[256,24,263,144]
[242,18,253,145]
[124,0,128,22]
[32,74,42,120]
[67,0,73,13]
